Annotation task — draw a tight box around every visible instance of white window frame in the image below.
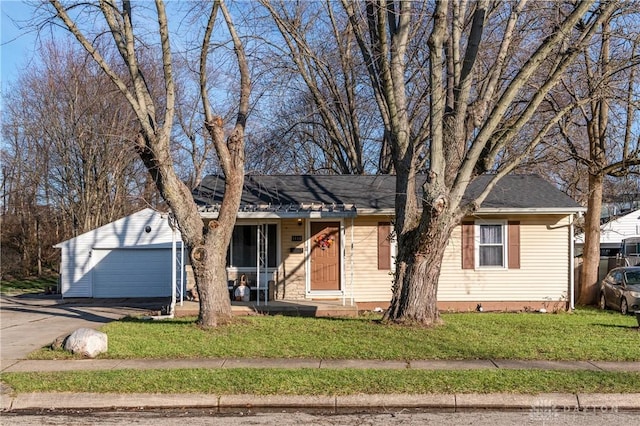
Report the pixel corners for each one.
[475,221,508,269]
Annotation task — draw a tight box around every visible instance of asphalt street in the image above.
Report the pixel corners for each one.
[2,409,637,425]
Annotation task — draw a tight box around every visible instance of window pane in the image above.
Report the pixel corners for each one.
[267,224,277,267]
[480,246,503,266]
[231,226,257,267]
[478,224,504,267]
[480,225,502,244]
[228,224,278,268]
[625,272,640,285]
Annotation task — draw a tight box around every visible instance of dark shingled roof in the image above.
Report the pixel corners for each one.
[193,174,583,211]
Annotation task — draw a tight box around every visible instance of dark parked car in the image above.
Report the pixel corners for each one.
[599,266,640,315]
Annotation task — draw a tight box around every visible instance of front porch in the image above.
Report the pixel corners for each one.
[174,299,359,318]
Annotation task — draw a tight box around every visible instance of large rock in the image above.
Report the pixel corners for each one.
[64,328,108,358]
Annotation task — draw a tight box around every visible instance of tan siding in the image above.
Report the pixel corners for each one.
[345,216,394,302]
[438,215,571,302]
[279,218,306,299]
[274,214,572,304]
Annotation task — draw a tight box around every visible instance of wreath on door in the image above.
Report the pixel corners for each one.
[315,233,335,250]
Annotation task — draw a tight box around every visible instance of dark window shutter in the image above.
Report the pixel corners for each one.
[508,221,520,269]
[462,222,474,269]
[378,222,391,270]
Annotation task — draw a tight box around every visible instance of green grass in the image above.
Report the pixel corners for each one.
[0,276,57,295]
[6,308,640,395]
[2,369,639,395]
[29,308,640,361]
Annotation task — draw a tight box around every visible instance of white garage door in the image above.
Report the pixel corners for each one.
[92,248,173,298]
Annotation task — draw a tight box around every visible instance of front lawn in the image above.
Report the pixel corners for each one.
[29,308,639,361]
[5,308,639,396]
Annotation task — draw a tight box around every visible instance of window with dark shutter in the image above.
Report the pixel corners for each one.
[378,222,391,270]
[462,220,520,270]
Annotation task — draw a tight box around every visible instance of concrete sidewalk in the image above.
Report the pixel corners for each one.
[3,358,640,413]
[4,357,640,373]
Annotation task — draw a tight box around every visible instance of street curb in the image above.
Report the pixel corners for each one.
[3,392,640,413]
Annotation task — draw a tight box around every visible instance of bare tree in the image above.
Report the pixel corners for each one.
[259,0,386,174]
[171,54,225,189]
[577,17,640,305]
[46,0,251,327]
[1,40,146,278]
[335,0,615,325]
[540,10,640,305]
[1,116,54,277]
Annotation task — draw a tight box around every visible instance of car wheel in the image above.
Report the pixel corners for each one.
[599,293,607,310]
[620,298,629,315]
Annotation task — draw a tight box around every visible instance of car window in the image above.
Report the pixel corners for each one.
[625,271,640,285]
[613,271,623,284]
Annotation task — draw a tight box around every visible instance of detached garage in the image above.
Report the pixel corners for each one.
[55,209,184,299]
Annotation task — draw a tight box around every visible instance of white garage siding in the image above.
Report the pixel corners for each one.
[55,208,182,298]
[92,248,174,298]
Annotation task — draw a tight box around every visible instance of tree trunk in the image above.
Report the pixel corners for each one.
[36,216,42,276]
[384,210,454,325]
[143,153,236,328]
[578,172,604,305]
[191,238,232,326]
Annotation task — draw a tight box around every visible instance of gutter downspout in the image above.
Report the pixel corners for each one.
[350,217,354,306]
[570,213,575,311]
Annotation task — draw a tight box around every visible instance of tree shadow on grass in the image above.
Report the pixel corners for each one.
[590,322,639,330]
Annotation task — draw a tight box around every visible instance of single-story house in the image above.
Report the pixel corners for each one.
[56,174,585,311]
[55,208,184,298]
[192,174,585,311]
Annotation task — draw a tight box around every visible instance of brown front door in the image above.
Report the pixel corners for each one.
[310,221,340,291]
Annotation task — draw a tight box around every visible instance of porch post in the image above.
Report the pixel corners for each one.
[180,236,184,306]
[256,223,269,306]
[257,224,261,306]
[170,216,177,316]
[264,223,268,306]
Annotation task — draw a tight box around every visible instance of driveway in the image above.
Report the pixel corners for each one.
[0,294,163,371]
